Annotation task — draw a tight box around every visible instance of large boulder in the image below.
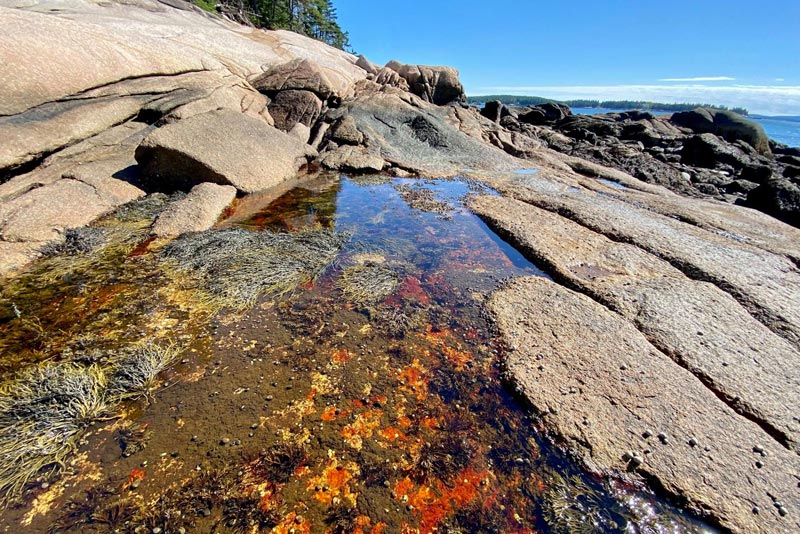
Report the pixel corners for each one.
[267,89,323,131]
[384,61,465,105]
[480,100,508,123]
[746,178,800,227]
[681,133,754,168]
[671,108,771,155]
[134,109,315,194]
[518,102,572,125]
[250,58,337,100]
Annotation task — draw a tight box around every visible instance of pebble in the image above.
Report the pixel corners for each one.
[191,435,198,442]
[202,508,211,517]
[152,529,162,534]
[220,438,230,445]
[642,430,652,439]
[753,444,764,454]
[778,507,788,517]
[688,437,698,447]
[294,515,304,524]
[170,451,180,458]
[752,506,760,514]
[755,460,764,469]
[130,479,140,490]
[250,423,259,429]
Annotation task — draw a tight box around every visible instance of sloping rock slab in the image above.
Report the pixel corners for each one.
[472,194,800,451]
[322,90,523,176]
[135,109,316,194]
[489,277,800,533]
[151,182,236,237]
[0,178,142,243]
[486,173,800,350]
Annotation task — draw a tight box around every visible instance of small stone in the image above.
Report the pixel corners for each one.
[250,423,259,429]
[40,482,50,490]
[688,437,698,447]
[753,445,764,454]
[752,506,760,514]
[755,460,764,469]
[383,480,390,488]
[778,507,787,517]
[406,504,414,511]
[130,479,141,490]
[642,430,652,439]
[629,455,643,468]
[170,451,180,458]
[202,508,211,517]
[294,515,304,524]
[191,435,199,442]
[152,528,162,534]
[220,438,230,445]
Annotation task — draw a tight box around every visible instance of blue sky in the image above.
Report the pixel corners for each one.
[334,0,800,115]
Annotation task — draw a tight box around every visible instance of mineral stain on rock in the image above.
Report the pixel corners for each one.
[0,175,710,533]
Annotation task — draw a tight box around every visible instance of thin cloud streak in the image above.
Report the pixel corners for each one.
[659,76,735,82]
[471,84,800,115]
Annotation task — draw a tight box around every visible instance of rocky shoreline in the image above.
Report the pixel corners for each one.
[1,0,799,532]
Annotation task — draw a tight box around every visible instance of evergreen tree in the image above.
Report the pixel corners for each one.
[206,0,349,50]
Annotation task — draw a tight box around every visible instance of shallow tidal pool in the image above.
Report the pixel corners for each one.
[0,175,710,533]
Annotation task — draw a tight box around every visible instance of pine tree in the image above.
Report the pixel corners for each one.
[208,0,349,50]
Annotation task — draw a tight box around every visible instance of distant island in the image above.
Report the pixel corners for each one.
[466,95,749,116]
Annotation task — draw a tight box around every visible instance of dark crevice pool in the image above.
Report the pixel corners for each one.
[0,175,711,533]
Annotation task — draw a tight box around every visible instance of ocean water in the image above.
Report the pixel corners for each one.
[571,107,800,148]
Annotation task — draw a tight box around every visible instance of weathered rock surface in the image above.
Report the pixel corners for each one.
[483,170,800,349]
[250,58,337,100]
[472,194,800,451]
[321,145,386,173]
[0,1,364,118]
[135,109,315,193]
[267,89,323,131]
[151,182,236,237]
[384,61,465,105]
[317,89,524,176]
[489,277,800,533]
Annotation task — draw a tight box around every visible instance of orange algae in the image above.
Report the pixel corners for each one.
[393,467,489,533]
[398,358,428,400]
[331,348,352,363]
[379,426,409,443]
[123,468,145,490]
[341,409,383,449]
[306,457,357,505]
[321,405,339,422]
[273,511,311,534]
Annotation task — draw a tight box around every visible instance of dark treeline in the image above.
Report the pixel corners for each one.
[195,0,350,50]
[467,95,749,116]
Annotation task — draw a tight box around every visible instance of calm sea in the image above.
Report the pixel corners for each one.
[571,107,800,148]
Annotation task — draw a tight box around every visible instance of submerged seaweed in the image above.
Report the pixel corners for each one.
[338,262,399,305]
[0,343,179,506]
[161,228,350,310]
[39,227,108,258]
[0,363,110,501]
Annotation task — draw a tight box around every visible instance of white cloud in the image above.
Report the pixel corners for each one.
[776,78,786,82]
[658,76,735,82]
[471,84,800,115]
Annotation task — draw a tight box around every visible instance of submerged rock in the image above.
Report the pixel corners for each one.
[489,276,800,533]
[151,182,236,237]
[135,109,316,194]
